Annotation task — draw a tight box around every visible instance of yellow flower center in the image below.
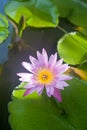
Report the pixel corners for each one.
[36,68,53,85]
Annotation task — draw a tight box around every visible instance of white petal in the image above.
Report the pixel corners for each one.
[46,87,52,97]
[49,53,57,69]
[56,59,63,68]
[29,56,39,67]
[29,87,38,94]
[22,62,34,73]
[37,49,48,67]
[57,64,69,74]
[42,48,48,66]
[17,73,32,82]
[37,85,44,95]
[55,81,69,90]
[24,83,37,88]
[37,51,44,66]
[58,74,72,81]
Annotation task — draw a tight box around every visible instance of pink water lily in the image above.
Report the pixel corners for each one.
[17,49,72,102]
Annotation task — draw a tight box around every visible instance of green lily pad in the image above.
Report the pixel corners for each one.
[54,0,87,28]
[4,0,87,28]
[5,0,58,28]
[57,32,87,65]
[8,78,87,130]
[67,0,87,28]
[61,78,87,130]
[0,14,9,44]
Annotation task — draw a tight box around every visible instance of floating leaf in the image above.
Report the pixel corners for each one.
[79,61,87,71]
[53,0,74,17]
[67,0,87,28]
[8,78,87,130]
[61,78,87,130]
[5,0,87,28]
[57,32,87,65]
[54,0,87,28]
[0,14,9,44]
[8,82,75,130]
[5,0,59,28]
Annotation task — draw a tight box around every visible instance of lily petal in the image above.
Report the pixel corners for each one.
[22,62,34,73]
[53,88,62,102]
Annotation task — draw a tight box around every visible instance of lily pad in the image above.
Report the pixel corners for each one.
[0,14,9,44]
[5,0,58,27]
[54,0,87,28]
[57,32,87,65]
[8,78,87,130]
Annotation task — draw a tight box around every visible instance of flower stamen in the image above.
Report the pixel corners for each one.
[36,68,53,85]
[42,75,48,80]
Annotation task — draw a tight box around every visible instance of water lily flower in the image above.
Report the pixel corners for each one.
[17,49,72,102]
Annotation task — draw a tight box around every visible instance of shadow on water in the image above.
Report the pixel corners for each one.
[0,1,74,130]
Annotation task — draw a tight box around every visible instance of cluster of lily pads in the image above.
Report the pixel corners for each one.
[1,0,87,130]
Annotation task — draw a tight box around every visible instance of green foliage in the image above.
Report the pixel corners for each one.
[5,0,59,28]
[53,0,75,17]
[2,1,87,130]
[57,32,87,65]
[79,61,87,71]
[61,78,87,130]
[67,0,87,28]
[5,0,87,28]
[54,0,87,28]
[3,0,87,42]
[8,78,87,130]
[0,14,9,44]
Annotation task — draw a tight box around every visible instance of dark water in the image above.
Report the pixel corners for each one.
[0,1,74,130]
